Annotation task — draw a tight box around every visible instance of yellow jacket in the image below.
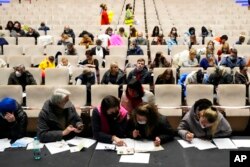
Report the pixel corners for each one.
[39,58,55,70]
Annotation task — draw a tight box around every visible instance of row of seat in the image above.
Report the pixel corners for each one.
[0,84,249,132]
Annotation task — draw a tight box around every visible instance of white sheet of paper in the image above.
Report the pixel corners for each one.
[95,142,115,150]
[45,140,70,154]
[66,137,96,148]
[11,137,34,148]
[213,138,237,149]
[26,142,44,150]
[177,140,195,148]
[192,138,217,150]
[119,153,150,164]
[69,143,85,153]
[0,138,11,151]
[232,139,250,148]
[121,139,155,152]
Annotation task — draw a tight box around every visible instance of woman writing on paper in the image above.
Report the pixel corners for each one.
[127,103,174,146]
[92,95,128,146]
[177,99,232,142]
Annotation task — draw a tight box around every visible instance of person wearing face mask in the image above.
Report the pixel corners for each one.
[0,97,27,143]
[178,99,232,141]
[121,79,155,114]
[200,50,218,70]
[37,88,84,143]
[90,39,109,67]
[150,51,171,68]
[92,95,128,145]
[127,103,174,146]
[8,64,37,91]
[168,27,179,37]
[220,48,246,69]
[10,21,25,37]
[135,32,147,45]
[127,58,151,84]
[62,25,75,44]
[167,33,178,55]
[127,40,144,55]
[183,27,196,46]
[124,3,134,26]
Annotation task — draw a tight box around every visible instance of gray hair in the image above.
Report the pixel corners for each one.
[50,88,71,105]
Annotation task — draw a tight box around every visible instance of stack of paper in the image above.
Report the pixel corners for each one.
[11,137,34,148]
[213,138,237,149]
[45,140,70,154]
[177,138,216,150]
[95,142,116,150]
[66,137,96,148]
[0,138,11,152]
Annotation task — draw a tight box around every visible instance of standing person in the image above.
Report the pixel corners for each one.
[37,88,84,143]
[92,95,128,145]
[0,97,27,143]
[178,99,232,141]
[121,79,155,114]
[8,64,37,91]
[124,3,134,26]
[127,103,174,146]
[100,4,110,25]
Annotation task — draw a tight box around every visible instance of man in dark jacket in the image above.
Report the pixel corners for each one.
[127,58,151,84]
[90,39,109,67]
[127,40,144,55]
[37,88,84,143]
[63,25,75,44]
[0,97,27,143]
[8,64,37,91]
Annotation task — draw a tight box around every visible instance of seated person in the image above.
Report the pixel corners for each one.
[235,65,250,85]
[63,26,75,40]
[0,97,27,143]
[92,95,128,145]
[150,51,171,68]
[134,32,147,45]
[217,42,230,61]
[199,50,217,70]
[39,56,56,70]
[127,40,144,55]
[10,21,25,37]
[214,34,228,45]
[235,34,245,45]
[117,27,128,38]
[220,48,246,69]
[184,69,204,85]
[155,69,175,84]
[79,34,94,49]
[121,79,155,114]
[26,27,40,41]
[8,64,37,91]
[151,33,167,45]
[130,26,138,37]
[182,48,199,67]
[38,22,50,32]
[57,33,71,46]
[127,103,174,146]
[79,30,94,41]
[101,62,126,85]
[78,50,99,71]
[90,39,109,67]
[65,43,77,55]
[57,57,73,77]
[167,33,178,54]
[178,99,232,141]
[127,58,151,84]
[37,88,84,143]
[110,34,123,46]
[183,27,198,47]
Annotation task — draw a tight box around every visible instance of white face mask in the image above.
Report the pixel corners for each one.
[15,71,22,77]
[137,121,147,125]
[199,119,206,129]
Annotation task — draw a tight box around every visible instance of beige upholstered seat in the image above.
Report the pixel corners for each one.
[45,68,69,85]
[153,67,177,84]
[0,68,14,85]
[0,85,23,104]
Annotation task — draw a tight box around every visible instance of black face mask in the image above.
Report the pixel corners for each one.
[107,111,119,120]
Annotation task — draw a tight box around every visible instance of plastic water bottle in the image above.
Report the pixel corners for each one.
[33,137,41,160]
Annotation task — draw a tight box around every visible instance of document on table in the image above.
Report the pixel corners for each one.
[0,138,11,152]
[11,137,34,148]
[95,142,116,150]
[212,138,237,149]
[26,142,44,150]
[177,140,195,148]
[192,138,217,150]
[232,139,250,148]
[66,137,96,148]
[45,140,70,154]
[119,153,150,164]
[118,138,156,152]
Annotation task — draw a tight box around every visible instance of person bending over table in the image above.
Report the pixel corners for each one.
[127,103,174,146]
[37,88,84,143]
[177,99,232,142]
[92,95,128,146]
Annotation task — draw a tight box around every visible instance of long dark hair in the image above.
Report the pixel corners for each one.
[126,79,144,108]
[158,69,175,84]
[152,26,160,37]
[101,95,120,115]
[132,103,159,136]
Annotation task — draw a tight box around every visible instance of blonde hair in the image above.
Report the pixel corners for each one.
[202,107,219,137]
[189,48,197,55]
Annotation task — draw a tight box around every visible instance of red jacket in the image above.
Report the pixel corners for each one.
[101,10,109,25]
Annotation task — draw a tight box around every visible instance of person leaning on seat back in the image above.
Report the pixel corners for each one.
[8,64,37,91]
[92,95,128,146]
[127,103,174,146]
[37,88,84,143]
[0,97,27,143]
[177,99,232,142]
[219,48,246,69]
